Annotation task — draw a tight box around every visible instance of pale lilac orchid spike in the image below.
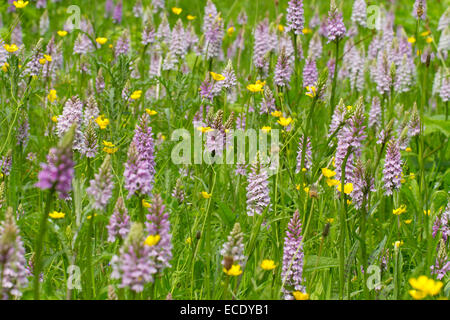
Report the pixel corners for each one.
[220,222,245,269]
[86,155,114,210]
[413,0,427,21]
[351,0,367,27]
[145,194,173,271]
[0,209,29,299]
[35,126,75,199]
[383,139,403,196]
[286,0,305,35]
[281,210,305,300]
[110,223,158,292]
[246,153,271,216]
[107,197,130,243]
[327,0,347,43]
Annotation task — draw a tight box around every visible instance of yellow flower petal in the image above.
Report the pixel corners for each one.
[172,7,182,15]
[277,117,293,127]
[201,191,212,199]
[210,71,225,81]
[293,291,309,300]
[260,259,276,270]
[321,168,336,178]
[144,234,161,246]
[223,264,242,276]
[4,44,19,53]
[96,37,108,45]
[49,211,65,219]
[13,1,29,9]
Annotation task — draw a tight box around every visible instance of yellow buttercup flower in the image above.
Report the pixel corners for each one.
[423,210,431,216]
[425,37,433,44]
[4,44,19,53]
[247,83,264,93]
[302,28,312,34]
[103,147,118,154]
[145,109,158,116]
[260,259,276,271]
[393,240,404,248]
[102,141,118,154]
[187,15,196,20]
[227,27,235,36]
[400,172,406,184]
[410,172,415,180]
[39,58,47,65]
[197,126,213,133]
[393,205,407,215]
[2,62,9,72]
[57,30,68,37]
[407,37,416,44]
[326,218,335,223]
[13,1,29,9]
[326,179,340,187]
[96,37,108,45]
[201,191,212,199]
[277,117,293,127]
[336,183,353,194]
[49,211,65,219]
[95,115,110,129]
[409,276,443,299]
[271,110,282,118]
[409,289,427,300]
[103,141,115,148]
[223,264,243,276]
[210,71,225,81]
[420,30,431,37]
[305,86,316,98]
[130,90,142,100]
[87,213,98,220]
[405,147,412,152]
[44,54,52,62]
[293,291,309,300]
[142,199,151,208]
[172,7,182,15]
[404,219,412,224]
[261,126,271,133]
[47,89,58,103]
[321,168,336,178]
[278,24,284,32]
[51,115,58,123]
[144,234,161,247]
